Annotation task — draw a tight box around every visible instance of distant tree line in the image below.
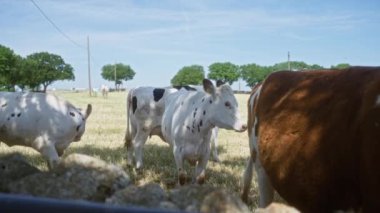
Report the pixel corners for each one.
[1,43,351,92]
[171,61,351,88]
[0,44,137,92]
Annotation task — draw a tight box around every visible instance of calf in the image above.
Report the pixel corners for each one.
[241,67,380,212]
[124,86,221,170]
[0,92,92,169]
[162,79,247,185]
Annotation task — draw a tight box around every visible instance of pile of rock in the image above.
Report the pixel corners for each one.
[0,153,250,213]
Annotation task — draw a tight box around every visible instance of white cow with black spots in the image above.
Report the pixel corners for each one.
[162,79,247,185]
[124,85,222,170]
[0,92,92,169]
[124,86,174,170]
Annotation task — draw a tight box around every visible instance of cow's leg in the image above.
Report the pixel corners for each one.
[32,137,59,170]
[241,153,254,203]
[255,154,274,207]
[41,146,59,170]
[173,145,186,185]
[195,147,210,185]
[56,142,70,157]
[133,130,149,170]
[195,162,207,185]
[124,132,134,167]
[210,128,220,162]
[125,123,137,167]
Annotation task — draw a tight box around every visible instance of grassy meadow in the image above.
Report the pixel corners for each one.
[0,90,262,209]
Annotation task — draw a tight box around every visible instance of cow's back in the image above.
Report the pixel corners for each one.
[257,67,380,212]
[128,87,167,129]
[0,92,83,146]
[162,89,202,143]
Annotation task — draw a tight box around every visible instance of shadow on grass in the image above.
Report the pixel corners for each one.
[67,143,249,191]
[1,143,258,207]
[65,145,126,164]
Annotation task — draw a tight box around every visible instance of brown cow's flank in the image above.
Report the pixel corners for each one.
[247,67,380,212]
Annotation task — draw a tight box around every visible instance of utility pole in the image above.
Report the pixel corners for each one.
[114,63,117,91]
[288,51,291,71]
[87,36,92,96]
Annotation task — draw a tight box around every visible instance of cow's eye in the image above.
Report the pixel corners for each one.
[225,101,231,108]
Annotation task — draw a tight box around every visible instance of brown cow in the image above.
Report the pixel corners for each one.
[242,66,380,212]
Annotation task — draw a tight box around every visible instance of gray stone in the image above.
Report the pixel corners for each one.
[254,203,300,213]
[0,153,41,192]
[200,189,251,213]
[106,183,167,208]
[169,185,251,213]
[8,153,130,202]
[158,201,180,211]
[168,185,218,211]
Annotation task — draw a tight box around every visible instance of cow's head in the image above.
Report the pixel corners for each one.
[73,104,92,141]
[203,79,247,132]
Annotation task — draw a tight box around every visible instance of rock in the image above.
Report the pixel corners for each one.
[200,189,251,213]
[8,153,130,202]
[158,201,180,211]
[169,185,251,212]
[168,185,222,212]
[106,183,168,208]
[255,203,300,213]
[0,153,41,192]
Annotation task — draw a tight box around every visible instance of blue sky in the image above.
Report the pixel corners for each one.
[1,0,379,91]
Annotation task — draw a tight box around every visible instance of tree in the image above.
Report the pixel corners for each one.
[101,63,135,90]
[207,62,240,85]
[23,52,74,92]
[240,63,272,87]
[171,65,205,86]
[272,61,325,71]
[309,64,325,70]
[331,63,350,69]
[0,44,22,91]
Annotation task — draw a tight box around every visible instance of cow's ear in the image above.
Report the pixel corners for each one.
[203,79,216,97]
[83,104,92,120]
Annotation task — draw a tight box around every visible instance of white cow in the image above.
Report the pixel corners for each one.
[124,86,172,169]
[124,85,221,170]
[101,85,109,98]
[0,92,92,169]
[162,79,247,185]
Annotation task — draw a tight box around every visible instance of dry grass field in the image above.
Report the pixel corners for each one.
[0,90,261,209]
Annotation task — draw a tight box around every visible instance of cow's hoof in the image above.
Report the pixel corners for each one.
[48,159,60,171]
[125,159,134,169]
[135,167,144,175]
[210,156,221,163]
[241,193,248,204]
[196,174,206,185]
[179,171,187,185]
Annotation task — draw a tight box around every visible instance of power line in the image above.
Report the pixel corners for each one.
[29,0,84,49]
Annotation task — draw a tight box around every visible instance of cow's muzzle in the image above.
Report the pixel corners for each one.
[235,124,247,132]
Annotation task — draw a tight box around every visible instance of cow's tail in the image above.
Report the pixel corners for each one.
[241,83,262,203]
[124,89,133,148]
[247,83,261,136]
